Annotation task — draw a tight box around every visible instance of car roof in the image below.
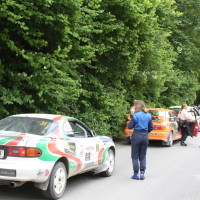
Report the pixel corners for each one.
[148,108,169,111]
[169,106,196,110]
[169,106,181,109]
[10,113,73,120]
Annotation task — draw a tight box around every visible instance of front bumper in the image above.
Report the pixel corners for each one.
[0,157,55,183]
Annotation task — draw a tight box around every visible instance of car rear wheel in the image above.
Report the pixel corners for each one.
[43,162,67,199]
[101,149,115,177]
[162,131,173,147]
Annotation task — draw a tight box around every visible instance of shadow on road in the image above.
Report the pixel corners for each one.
[0,172,107,200]
[114,138,181,148]
[0,183,45,200]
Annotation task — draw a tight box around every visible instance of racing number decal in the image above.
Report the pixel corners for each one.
[40,122,48,126]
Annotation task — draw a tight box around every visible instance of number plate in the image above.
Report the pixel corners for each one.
[0,149,4,158]
[0,169,16,177]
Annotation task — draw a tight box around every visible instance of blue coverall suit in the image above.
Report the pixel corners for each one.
[128,111,153,172]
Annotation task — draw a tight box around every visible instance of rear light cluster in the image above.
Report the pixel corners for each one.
[7,147,42,157]
[153,125,165,130]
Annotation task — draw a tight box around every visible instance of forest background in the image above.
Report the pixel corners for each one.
[0,0,200,138]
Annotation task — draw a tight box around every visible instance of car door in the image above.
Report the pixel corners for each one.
[168,111,179,138]
[193,108,200,132]
[65,120,100,172]
[186,108,199,136]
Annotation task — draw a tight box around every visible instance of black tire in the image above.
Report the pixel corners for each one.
[126,136,131,144]
[43,162,67,200]
[162,131,173,147]
[101,149,115,177]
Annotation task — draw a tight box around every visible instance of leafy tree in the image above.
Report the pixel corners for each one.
[0,0,81,116]
[69,0,181,136]
[163,0,200,106]
[1,0,199,138]
[119,0,180,107]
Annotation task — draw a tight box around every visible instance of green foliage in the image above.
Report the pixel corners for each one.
[120,0,180,107]
[0,0,200,138]
[0,0,81,117]
[166,0,200,106]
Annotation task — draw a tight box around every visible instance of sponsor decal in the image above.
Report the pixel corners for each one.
[64,142,76,156]
[99,136,111,143]
[85,153,90,161]
[45,169,49,176]
[84,162,95,168]
[37,169,50,177]
[86,146,94,151]
[96,144,100,152]
[37,169,44,176]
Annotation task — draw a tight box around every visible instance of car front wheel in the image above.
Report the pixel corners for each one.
[43,162,67,200]
[101,149,115,177]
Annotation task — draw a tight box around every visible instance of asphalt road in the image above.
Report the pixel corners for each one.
[1,135,200,200]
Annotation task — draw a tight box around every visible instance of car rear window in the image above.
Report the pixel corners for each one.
[148,110,166,121]
[0,117,58,135]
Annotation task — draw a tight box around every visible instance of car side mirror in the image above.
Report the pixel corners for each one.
[66,131,75,137]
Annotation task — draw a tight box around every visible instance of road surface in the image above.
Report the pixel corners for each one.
[1,135,200,200]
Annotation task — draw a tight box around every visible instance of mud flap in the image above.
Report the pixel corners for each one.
[34,178,50,191]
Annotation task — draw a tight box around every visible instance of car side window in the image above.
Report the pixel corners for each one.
[68,121,94,138]
[68,121,87,138]
[169,112,177,122]
[63,121,74,137]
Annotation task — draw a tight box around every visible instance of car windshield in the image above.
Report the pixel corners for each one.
[169,108,181,114]
[0,116,58,135]
[148,110,166,121]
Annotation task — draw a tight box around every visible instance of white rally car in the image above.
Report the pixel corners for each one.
[0,114,115,199]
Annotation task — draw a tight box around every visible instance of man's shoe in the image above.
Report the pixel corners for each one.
[131,173,139,180]
[140,171,145,180]
[181,141,187,146]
